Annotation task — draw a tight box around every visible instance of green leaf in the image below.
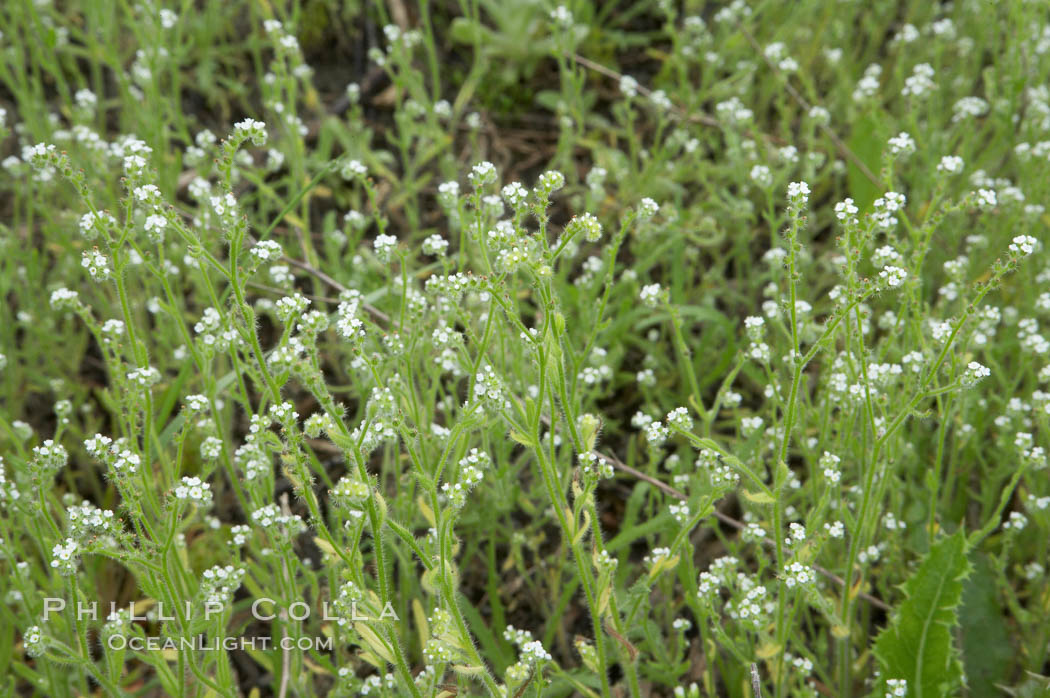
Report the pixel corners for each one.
[873,529,971,698]
[960,554,1012,696]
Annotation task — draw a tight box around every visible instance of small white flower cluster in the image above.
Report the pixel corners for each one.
[536,169,565,196]
[741,415,764,437]
[502,181,528,210]
[885,678,908,697]
[974,188,997,209]
[637,196,659,219]
[669,502,691,524]
[787,180,809,207]
[1003,511,1028,531]
[887,132,915,157]
[200,436,223,461]
[173,476,213,506]
[1009,235,1038,257]
[275,294,310,324]
[185,394,210,413]
[902,63,934,98]
[834,198,859,225]
[695,448,739,488]
[200,564,245,606]
[952,96,988,122]
[23,626,45,657]
[127,366,161,388]
[783,561,815,588]
[373,233,398,263]
[472,364,506,408]
[644,546,672,568]
[645,421,669,445]
[341,159,367,179]
[578,451,614,479]
[725,583,768,630]
[336,289,366,342]
[269,401,298,427]
[79,210,116,239]
[961,361,990,387]
[502,625,551,685]
[303,412,335,438]
[825,520,845,538]
[640,282,662,307]
[251,503,306,534]
[853,63,882,102]
[67,500,116,537]
[230,524,251,546]
[714,96,753,124]
[51,537,80,575]
[750,164,772,188]
[666,406,692,432]
[872,192,906,230]
[250,240,282,264]
[468,161,497,189]
[332,476,370,507]
[85,434,141,476]
[32,439,69,472]
[50,287,81,312]
[819,451,841,483]
[879,266,908,289]
[422,234,449,257]
[233,118,267,146]
[81,248,111,281]
[567,212,602,242]
[937,155,964,174]
[441,457,485,509]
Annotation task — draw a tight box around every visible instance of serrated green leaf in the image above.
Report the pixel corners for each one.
[873,529,971,698]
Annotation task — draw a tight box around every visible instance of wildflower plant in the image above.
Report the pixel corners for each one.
[1,2,1049,697]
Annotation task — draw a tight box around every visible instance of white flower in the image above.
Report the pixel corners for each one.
[50,287,80,311]
[637,197,659,219]
[549,6,573,26]
[568,212,602,242]
[50,538,79,575]
[787,181,810,205]
[878,266,908,288]
[975,189,997,209]
[640,283,662,307]
[952,96,988,122]
[963,361,990,386]
[251,240,282,262]
[619,75,639,97]
[81,249,111,281]
[744,315,764,341]
[174,476,213,506]
[887,131,915,156]
[885,678,908,697]
[537,170,565,194]
[373,234,398,262]
[127,366,161,388]
[750,165,772,187]
[834,198,859,224]
[937,155,964,174]
[468,161,497,188]
[341,159,367,179]
[1009,235,1038,257]
[783,561,814,588]
[422,234,448,256]
[234,118,267,146]
[666,407,692,431]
